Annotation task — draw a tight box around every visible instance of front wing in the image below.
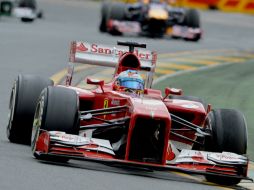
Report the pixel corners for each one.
[13,7,36,19]
[34,131,251,181]
[107,19,202,41]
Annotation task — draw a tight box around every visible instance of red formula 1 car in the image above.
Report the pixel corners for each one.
[7,41,251,186]
[99,0,202,41]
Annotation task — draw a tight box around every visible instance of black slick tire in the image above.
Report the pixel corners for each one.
[182,9,201,41]
[21,18,34,22]
[99,1,111,32]
[204,109,247,185]
[183,9,200,28]
[108,2,125,35]
[32,86,79,162]
[7,74,53,145]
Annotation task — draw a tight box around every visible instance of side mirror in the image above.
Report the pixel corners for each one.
[86,78,105,93]
[163,87,183,100]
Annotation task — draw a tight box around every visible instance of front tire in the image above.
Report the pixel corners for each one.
[21,17,34,22]
[32,86,79,161]
[204,109,247,185]
[7,75,53,145]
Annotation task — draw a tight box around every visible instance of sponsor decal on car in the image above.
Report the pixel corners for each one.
[181,104,199,109]
[134,98,164,106]
[76,43,88,52]
[112,20,141,34]
[104,98,109,109]
[76,42,152,60]
[175,149,247,165]
[111,99,120,106]
[208,152,247,164]
[103,98,109,118]
[49,131,115,155]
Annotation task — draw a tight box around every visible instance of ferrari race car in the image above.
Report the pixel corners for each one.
[99,0,202,41]
[7,41,251,186]
[0,0,43,22]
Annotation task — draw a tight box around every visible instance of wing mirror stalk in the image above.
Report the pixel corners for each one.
[87,78,105,93]
[163,87,183,100]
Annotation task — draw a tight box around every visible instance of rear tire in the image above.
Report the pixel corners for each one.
[183,9,200,28]
[204,109,247,185]
[18,0,37,9]
[99,1,111,32]
[32,86,79,162]
[109,3,125,21]
[7,75,53,145]
[108,2,125,35]
[182,9,201,41]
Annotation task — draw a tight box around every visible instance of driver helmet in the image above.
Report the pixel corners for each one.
[114,69,144,93]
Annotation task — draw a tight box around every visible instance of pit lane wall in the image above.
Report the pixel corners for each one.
[121,0,254,14]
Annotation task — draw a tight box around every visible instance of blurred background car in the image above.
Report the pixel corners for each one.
[99,0,202,41]
[0,0,43,22]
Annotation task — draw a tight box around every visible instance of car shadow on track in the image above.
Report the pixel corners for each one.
[36,159,249,190]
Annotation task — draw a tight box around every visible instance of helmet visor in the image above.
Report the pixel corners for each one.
[119,79,144,90]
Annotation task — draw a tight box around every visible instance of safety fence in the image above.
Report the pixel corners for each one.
[176,0,254,14]
[119,0,254,14]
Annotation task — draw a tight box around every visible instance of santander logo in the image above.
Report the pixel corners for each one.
[76,43,88,52]
[76,42,152,60]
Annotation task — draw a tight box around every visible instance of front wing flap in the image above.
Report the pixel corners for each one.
[34,131,251,181]
[13,7,36,19]
[107,19,202,40]
[166,25,202,40]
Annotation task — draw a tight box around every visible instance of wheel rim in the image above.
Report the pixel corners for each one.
[6,81,17,138]
[31,95,45,153]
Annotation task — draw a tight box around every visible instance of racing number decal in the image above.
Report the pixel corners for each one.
[104,99,109,109]
[103,99,109,118]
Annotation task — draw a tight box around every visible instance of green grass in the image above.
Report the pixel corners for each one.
[154,61,254,160]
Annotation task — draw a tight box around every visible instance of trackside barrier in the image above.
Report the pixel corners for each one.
[175,0,219,9]
[114,0,254,14]
[217,0,254,14]
[174,0,254,14]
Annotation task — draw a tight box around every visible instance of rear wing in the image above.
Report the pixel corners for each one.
[66,41,157,87]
